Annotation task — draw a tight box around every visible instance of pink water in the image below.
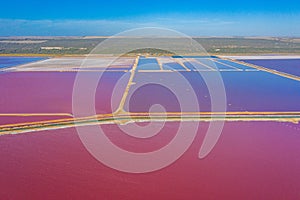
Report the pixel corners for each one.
[1,121,300,199]
[0,72,127,114]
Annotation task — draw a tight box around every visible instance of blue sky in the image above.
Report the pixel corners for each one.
[0,0,300,36]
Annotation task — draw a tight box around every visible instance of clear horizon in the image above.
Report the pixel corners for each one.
[1,0,300,36]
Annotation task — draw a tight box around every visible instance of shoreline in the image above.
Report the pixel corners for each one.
[220,55,300,59]
[1,53,300,59]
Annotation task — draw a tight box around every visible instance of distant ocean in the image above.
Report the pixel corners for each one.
[0,56,46,69]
